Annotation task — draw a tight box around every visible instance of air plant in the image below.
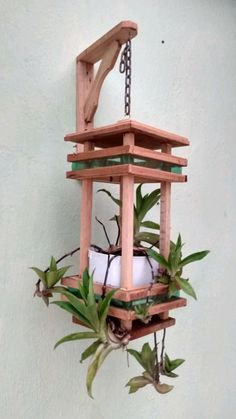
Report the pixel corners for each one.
[98,184,161,248]
[31,256,71,305]
[147,234,210,299]
[126,342,184,395]
[52,269,130,398]
[134,303,152,324]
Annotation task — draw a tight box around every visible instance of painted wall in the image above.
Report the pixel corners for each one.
[1,1,235,418]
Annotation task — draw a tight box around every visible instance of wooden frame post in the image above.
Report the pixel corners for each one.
[121,175,134,289]
[77,61,94,275]
[159,144,171,319]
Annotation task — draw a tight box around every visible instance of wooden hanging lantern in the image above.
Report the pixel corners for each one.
[62,21,190,340]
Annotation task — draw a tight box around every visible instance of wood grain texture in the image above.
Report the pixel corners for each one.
[129,316,175,340]
[65,119,189,149]
[159,144,172,260]
[71,315,176,339]
[76,61,93,152]
[67,145,187,167]
[121,175,134,288]
[107,297,186,320]
[66,164,187,183]
[77,21,137,64]
[84,41,121,122]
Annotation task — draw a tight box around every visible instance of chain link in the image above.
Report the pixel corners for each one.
[119,40,131,117]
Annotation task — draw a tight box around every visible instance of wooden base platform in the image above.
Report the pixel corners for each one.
[66,163,187,184]
[72,315,176,340]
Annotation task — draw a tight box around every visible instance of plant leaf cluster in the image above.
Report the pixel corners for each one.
[98,184,160,247]
[162,353,185,378]
[52,269,129,398]
[147,234,210,299]
[126,343,184,395]
[31,257,71,305]
[134,303,152,324]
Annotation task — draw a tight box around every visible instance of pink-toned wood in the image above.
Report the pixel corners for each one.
[79,141,94,275]
[159,144,172,260]
[67,145,187,167]
[159,144,172,319]
[65,119,189,149]
[123,132,135,146]
[76,61,93,152]
[77,21,137,64]
[62,275,169,302]
[159,312,169,320]
[76,59,94,275]
[66,164,187,183]
[71,315,176,339]
[108,297,186,321]
[121,175,134,289]
[129,316,175,340]
[84,41,121,122]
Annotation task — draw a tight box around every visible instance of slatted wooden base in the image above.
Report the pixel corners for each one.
[72,315,176,340]
[66,163,187,184]
[61,275,186,338]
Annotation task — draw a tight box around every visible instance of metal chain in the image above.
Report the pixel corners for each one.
[119,39,132,117]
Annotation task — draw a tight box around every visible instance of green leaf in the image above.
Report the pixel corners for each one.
[30,267,47,288]
[97,189,121,207]
[46,271,58,287]
[135,184,143,214]
[82,269,90,297]
[86,303,100,333]
[127,349,146,370]
[168,235,183,274]
[56,266,71,281]
[60,290,92,326]
[168,281,178,297]
[80,340,101,363]
[163,371,179,378]
[168,358,185,372]
[54,331,99,349]
[176,277,197,300]
[180,250,210,268]
[87,272,96,306]
[126,376,151,394]
[138,188,160,222]
[86,344,113,398]
[147,249,170,270]
[98,289,117,328]
[51,301,91,327]
[50,256,57,271]
[141,343,155,375]
[141,221,160,230]
[158,275,170,285]
[135,231,160,246]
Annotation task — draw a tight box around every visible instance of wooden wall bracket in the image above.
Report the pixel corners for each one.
[77,21,138,128]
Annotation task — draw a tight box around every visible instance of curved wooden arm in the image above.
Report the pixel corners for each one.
[84,41,121,122]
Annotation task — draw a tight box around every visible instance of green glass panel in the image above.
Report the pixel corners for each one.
[71,155,182,174]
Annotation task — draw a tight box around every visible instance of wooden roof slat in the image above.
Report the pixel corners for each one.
[65,119,189,149]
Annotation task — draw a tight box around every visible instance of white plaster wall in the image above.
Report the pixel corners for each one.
[1,1,236,418]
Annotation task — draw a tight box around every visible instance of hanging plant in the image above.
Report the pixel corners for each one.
[147,234,210,299]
